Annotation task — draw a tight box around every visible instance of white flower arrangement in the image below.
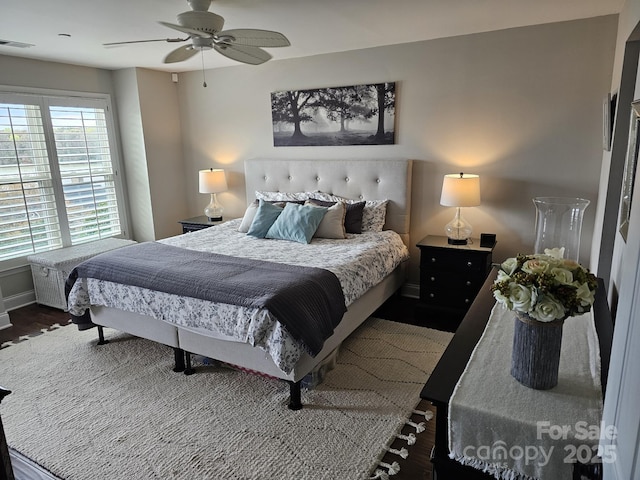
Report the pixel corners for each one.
[492,248,598,322]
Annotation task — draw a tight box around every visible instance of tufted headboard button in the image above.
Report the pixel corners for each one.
[376,178,381,183]
[316,176,320,181]
[345,177,350,182]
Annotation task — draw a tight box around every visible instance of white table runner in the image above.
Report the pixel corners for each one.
[448,302,603,480]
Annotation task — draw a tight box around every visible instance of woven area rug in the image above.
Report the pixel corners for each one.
[1,317,452,480]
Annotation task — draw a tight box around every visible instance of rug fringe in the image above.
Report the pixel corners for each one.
[367,399,435,478]
[412,408,434,421]
[405,419,425,433]
[369,460,401,479]
[396,432,417,445]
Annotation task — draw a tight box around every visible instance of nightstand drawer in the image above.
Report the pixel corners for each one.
[420,249,488,272]
[419,286,477,308]
[420,270,485,291]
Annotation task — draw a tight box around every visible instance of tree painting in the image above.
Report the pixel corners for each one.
[271,82,395,146]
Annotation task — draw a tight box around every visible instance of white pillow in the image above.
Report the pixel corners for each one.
[237,200,259,233]
[306,201,346,239]
[255,191,311,202]
[310,191,388,232]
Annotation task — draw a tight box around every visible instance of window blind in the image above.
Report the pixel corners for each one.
[0,93,126,261]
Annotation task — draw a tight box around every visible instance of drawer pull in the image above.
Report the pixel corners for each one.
[429,293,435,298]
[467,261,473,267]
[430,276,436,282]
[464,298,470,303]
[466,280,472,286]
[431,257,437,263]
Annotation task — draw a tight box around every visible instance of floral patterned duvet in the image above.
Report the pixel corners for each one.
[67,219,409,374]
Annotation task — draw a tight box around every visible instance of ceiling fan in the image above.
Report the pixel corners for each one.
[103,0,290,66]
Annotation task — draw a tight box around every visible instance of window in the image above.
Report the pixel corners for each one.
[0,92,127,261]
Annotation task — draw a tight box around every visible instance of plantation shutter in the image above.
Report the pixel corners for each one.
[0,92,126,262]
[47,99,122,244]
[0,100,63,260]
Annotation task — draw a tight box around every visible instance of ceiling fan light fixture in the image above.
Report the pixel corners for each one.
[192,37,214,49]
[106,0,289,67]
[177,11,224,34]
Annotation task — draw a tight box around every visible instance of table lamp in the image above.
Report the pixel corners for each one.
[199,168,227,221]
[440,172,480,245]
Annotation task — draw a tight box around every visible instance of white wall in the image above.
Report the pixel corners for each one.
[175,16,617,285]
[136,68,188,239]
[113,68,155,242]
[113,67,188,242]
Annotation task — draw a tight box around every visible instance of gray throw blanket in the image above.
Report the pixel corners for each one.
[65,242,347,356]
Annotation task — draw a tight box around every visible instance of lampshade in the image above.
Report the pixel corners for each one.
[440,173,481,207]
[440,172,480,245]
[199,168,227,221]
[199,168,227,194]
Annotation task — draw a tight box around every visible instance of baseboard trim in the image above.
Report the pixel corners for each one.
[0,312,11,330]
[5,290,36,312]
[401,282,419,299]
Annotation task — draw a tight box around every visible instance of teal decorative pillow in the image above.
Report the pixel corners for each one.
[247,200,284,238]
[266,203,328,244]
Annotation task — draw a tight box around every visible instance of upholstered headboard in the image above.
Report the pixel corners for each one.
[244,158,412,246]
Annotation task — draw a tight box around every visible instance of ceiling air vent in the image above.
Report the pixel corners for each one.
[0,39,35,48]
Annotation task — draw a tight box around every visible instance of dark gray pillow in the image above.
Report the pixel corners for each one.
[308,198,365,234]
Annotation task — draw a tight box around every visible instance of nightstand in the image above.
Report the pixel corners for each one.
[178,215,225,233]
[416,235,495,329]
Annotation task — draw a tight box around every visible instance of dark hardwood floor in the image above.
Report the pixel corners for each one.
[2,296,447,480]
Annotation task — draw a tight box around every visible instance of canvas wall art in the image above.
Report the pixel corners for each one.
[271,82,396,146]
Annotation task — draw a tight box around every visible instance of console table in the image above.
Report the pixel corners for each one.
[0,387,14,480]
[420,269,613,480]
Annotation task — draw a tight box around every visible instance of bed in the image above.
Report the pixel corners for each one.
[66,158,413,409]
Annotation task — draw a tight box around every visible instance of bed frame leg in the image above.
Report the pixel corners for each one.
[96,326,109,345]
[173,348,185,372]
[288,381,303,410]
[184,351,195,375]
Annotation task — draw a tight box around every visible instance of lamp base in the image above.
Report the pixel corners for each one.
[447,238,468,245]
[204,193,223,223]
[444,207,473,246]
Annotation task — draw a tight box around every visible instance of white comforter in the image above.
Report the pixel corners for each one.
[68,219,409,373]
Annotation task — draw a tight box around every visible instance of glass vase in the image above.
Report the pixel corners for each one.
[533,197,590,261]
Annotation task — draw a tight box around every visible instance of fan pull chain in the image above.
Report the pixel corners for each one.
[201,49,207,88]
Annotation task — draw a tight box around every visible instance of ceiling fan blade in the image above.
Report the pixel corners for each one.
[103,38,188,47]
[214,43,272,65]
[159,21,212,39]
[217,29,290,48]
[164,45,198,63]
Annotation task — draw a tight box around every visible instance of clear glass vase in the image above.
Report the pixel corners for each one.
[533,197,590,261]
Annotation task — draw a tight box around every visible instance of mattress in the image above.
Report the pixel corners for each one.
[67,219,409,373]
